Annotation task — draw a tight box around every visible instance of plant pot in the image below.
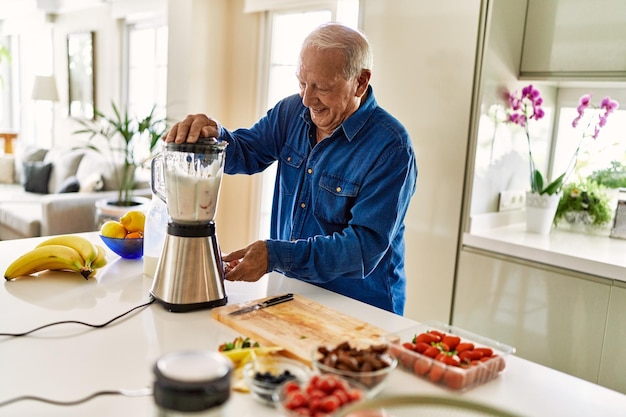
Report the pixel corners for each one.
[525,191,561,235]
[95,196,151,230]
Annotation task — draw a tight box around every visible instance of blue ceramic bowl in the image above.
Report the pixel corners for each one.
[99,235,144,259]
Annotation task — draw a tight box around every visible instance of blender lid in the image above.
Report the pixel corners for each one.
[166,137,227,153]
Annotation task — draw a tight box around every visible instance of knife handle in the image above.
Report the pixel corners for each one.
[263,293,294,307]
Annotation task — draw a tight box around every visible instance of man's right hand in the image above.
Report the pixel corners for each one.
[164,114,221,144]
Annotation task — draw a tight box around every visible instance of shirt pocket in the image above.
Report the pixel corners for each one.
[278,145,305,196]
[314,173,360,225]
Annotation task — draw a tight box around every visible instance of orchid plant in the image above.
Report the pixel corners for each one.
[506,84,619,196]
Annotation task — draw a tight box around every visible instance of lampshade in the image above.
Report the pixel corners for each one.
[31,75,59,101]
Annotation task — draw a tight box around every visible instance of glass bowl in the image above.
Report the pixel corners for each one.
[275,374,367,417]
[312,340,397,398]
[99,235,144,259]
[243,355,312,406]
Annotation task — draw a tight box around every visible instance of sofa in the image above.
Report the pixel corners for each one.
[0,145,150,240]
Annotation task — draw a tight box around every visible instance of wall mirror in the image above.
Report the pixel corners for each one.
[67,31,94,119]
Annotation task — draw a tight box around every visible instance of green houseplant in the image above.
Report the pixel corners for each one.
[555,180,613,229]
[588,161,626,189]
[73,102,167,207]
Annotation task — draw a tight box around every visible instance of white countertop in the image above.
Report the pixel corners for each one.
[463,222,626,283]
[1,232,626,417]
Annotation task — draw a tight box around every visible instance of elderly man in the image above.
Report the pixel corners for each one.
[165,22,417,315]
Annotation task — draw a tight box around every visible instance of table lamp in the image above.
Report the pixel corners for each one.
[31,74,59,146]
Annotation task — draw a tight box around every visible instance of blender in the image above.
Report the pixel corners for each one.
[150,138,228,312]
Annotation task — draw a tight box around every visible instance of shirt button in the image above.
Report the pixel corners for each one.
[336,186,341,192]
[301,203,306,208]
[287,156,292,162]
[307,168,313,174]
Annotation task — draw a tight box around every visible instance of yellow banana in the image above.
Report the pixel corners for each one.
[36,235,98,268]
[4,244,93,280]
[91,244,109,269]
[87,245,109,277]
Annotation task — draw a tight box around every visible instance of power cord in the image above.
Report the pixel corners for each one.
[0,297,156,337]
[0,387,153,408]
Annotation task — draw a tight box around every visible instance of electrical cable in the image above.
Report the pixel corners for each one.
[0,388,153,408]
[0,297,155,337]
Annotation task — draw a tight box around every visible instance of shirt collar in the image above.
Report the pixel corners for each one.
[301,85,377,142]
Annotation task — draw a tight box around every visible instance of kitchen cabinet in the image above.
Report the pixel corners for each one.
[453,248,615,388]
[599,281,626,393]
[521,0,626,76]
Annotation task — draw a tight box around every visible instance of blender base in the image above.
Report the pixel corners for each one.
[150,226,228,313]
[150,294,228,313]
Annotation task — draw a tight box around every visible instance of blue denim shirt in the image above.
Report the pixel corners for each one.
[219,86,417,314]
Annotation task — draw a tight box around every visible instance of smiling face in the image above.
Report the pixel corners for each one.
[297,46,370,140]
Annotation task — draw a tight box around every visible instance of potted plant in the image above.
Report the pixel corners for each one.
[588,161,626,190]
[554,180,613,234]
[505,85,619,234]
[73,101,167,207]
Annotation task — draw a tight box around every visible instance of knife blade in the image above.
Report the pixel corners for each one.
[227,293,294,316]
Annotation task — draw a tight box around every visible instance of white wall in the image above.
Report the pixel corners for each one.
[361,0,481,322]
[166,0,262,253]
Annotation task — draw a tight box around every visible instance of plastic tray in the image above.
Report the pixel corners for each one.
[383,321,515,391]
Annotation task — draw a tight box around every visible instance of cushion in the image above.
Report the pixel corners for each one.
[79,172,104,193]
[76,151,124,191]
[0,155,14,184]
[55,175,80,193]
[22,161,52,194]
[44,149,85,194]
[14,145,48,184]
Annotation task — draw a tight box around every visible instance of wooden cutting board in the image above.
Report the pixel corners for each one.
[211,293,393,366]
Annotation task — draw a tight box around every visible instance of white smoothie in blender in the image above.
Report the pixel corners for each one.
[165,170,222,223]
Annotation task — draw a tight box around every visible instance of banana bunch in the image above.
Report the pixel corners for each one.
[4,235,109,281]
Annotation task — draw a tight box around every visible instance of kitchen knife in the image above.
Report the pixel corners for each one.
[227,293,294,316]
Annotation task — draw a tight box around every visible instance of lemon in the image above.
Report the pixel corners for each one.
[220,346,283,367]
[101,221,128,239]
[120,210,146,233]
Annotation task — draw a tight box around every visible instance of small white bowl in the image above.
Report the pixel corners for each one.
[243,355,311,406]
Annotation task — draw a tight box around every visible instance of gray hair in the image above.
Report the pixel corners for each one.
[301,22,373,80]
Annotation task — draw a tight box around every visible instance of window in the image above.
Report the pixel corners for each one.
[125,21,168,121]
[552,88,626,182]
[124,19,168,164]
[257,3,359,239]
[0,36,19,134]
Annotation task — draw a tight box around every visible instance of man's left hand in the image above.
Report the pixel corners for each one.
[222,240,269,282]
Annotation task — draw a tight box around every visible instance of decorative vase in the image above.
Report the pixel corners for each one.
[95,196,151,230]
[525,191,561,235]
